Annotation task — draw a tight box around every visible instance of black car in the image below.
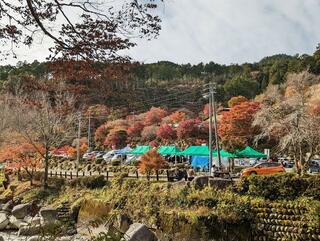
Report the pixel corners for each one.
[309,160,320,173]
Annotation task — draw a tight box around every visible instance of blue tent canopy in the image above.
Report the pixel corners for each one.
[191,156,209,168]
[116,146,132,154]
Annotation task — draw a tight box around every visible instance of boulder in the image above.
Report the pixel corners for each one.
[0,212,9,230]
[39,208,58,224]
[191,176,209,190]
[170,180,190,189]
[12,203,31,219]
[209,178,234,190]
[18,225,41,236]
[2,200,14,213]
[24,216,41,226]
[125,223,158,241]
[9,215,28,229]
[27,236,41,241]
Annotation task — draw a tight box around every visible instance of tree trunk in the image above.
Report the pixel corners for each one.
[44,149,49,189]
[25,168,33,186]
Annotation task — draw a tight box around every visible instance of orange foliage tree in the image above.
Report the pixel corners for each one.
[169,111,186,124]
[0,143,44,185]
[219,101,261,151]
[139,149,167,180]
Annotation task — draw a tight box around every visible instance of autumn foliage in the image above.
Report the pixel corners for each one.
[169,111,186,124]
[219,101,261,151]
[156,124,176,141]
[144,107,168,126]
[139,149,167,178]
[227,96,248,108]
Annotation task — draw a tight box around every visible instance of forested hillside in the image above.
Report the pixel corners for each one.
[1,46,320,115]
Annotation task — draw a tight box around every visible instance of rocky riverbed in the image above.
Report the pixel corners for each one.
[0,232,88,241]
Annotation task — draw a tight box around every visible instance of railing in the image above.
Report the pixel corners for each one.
[26,168,172,182]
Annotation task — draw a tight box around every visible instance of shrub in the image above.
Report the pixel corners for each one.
[95,158,103,165]
[111,160,121,166]
[48,177,65,189]
[236,173,320,200]
[69,176,107,189]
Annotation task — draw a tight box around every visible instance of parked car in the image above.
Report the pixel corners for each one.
[241,162,285,177]
[308,160,320,173]
[124,155,140,165]
[82,151,97,160]
[95,151,106,159]
[282,160,295,168]
[102,150,117,162]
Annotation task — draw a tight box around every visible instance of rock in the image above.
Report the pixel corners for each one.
[125,223,158,241]
[24,216,41,226]
[27,236,41,241]
[117,214,132,233]
[66,226,77,236]
[170,180,190,189]
[18,225,41,236]
[12,203,31,219]
[9,215,28,229]
[0,236,4,241]
[209,178,234,190]
[191,176,209,190]
[2,200,14,213]
[0,212,9,230]
[39,208,58,224]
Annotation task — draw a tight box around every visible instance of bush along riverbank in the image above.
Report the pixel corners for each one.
[0,173,319,241]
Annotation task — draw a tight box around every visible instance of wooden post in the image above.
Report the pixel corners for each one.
[89,171,92,176]
[82,171,85,177]
[106,171,109,181]
[65,171,67,179]
[70,172,73,179]
[166,170,170,182]
[55,171,57,177]
[156,170,159,181]
[50,171,52,177]
[136,170,139,179]
[76,171,79,178]
[60,171,62,178]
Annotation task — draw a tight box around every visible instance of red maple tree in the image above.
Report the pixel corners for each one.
[156,124,176,142]
[144,107,168,126]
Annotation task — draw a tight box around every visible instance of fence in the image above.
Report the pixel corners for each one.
[25,168,172,182]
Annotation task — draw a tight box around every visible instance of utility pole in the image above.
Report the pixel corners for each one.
[87,111,91,152]
[76,113,81,173]
[208,84,213,176]
[211,86,222,169]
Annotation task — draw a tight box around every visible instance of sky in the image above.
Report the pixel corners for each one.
[2,0,320,65]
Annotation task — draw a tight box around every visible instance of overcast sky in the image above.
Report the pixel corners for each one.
[3,0,320,65]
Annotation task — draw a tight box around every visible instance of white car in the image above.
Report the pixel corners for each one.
[124,155,140,165]
[111,154,123,161]
[103,150,117,162]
